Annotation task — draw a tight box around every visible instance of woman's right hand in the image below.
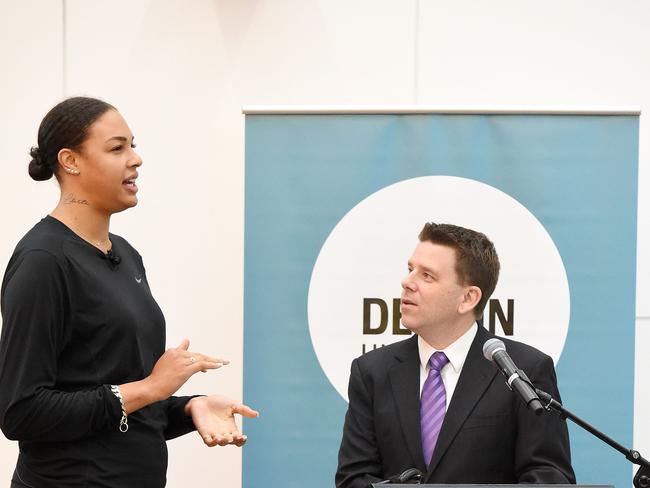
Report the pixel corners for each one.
[146,339,228,401]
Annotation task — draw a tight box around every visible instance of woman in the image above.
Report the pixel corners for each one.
[0,97,258,487]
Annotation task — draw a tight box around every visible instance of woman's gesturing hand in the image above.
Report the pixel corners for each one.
[147,339,228,401]
[185,395,259,447]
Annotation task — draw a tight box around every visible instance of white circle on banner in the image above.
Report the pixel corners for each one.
[307,176,570,402]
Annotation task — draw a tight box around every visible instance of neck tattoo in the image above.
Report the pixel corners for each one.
[63,193,89,205]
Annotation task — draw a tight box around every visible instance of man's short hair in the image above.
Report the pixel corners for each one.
[418,222,500,319]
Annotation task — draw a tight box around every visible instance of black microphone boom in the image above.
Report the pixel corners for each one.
[482,338,544,415]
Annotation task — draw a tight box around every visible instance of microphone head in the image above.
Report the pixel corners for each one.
[104,250,121,269]
[396,468,422,483]
[483,338,506,361]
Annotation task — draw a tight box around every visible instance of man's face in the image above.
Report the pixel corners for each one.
[400,241,468,334]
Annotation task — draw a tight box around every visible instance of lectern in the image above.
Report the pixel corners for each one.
[373,485,614,488]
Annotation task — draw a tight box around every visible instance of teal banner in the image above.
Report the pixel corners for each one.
[244,113,639,488]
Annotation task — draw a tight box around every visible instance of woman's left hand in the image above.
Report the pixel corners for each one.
[185,395,259,447]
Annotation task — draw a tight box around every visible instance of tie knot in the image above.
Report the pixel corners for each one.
[429,351,449,372]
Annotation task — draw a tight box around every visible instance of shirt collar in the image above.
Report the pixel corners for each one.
[418,322,478,373]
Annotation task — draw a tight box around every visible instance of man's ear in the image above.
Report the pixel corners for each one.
[458,286,481,315]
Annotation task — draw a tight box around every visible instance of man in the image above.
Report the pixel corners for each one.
[336,223,575,487]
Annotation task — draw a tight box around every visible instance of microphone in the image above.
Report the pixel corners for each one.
[482,338,544,415]
[374,468,423,484]
[104,249,121,269]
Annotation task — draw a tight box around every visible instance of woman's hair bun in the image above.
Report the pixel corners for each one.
[28,146,54,181]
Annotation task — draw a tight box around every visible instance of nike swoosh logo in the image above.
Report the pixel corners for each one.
[135,277,142,284]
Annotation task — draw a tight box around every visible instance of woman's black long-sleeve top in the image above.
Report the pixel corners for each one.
[0,216,195,487]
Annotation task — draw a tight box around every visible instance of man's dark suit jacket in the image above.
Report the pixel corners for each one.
[336,325,575,487]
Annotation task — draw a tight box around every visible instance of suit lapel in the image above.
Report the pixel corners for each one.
[424,326,498,480]
[388,335,427,473]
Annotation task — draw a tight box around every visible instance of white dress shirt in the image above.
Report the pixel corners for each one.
[418,323,478,409]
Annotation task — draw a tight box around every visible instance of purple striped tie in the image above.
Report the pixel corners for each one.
[420,351,449,466]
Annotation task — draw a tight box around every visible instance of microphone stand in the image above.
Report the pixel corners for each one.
[536,388,650,488]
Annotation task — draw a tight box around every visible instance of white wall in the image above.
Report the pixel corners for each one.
[1,0,648,486]
[0,0,63,478]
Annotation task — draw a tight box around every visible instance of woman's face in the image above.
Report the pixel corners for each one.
[72,109,142,215]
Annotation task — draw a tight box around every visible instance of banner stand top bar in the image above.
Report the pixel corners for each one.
[242,105,641,115]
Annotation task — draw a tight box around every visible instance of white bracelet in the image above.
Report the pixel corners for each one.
[110,385,129,433]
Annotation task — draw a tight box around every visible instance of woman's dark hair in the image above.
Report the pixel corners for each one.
[28,96,115,181]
